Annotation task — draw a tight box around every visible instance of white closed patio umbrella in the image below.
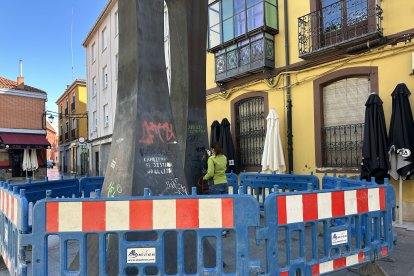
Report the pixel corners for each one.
[29,149,39,179]
[22,149,31,178]
[30,149,39,171]
[261,109,286,174]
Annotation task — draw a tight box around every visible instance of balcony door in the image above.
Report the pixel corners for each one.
[319,0,374,48]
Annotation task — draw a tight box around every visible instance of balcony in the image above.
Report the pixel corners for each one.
[298,0,383,58]
[71,102,75,111]
[215,34,274,83]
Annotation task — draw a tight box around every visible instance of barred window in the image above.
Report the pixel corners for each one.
[322,77,369,168]
[235,96,266,170]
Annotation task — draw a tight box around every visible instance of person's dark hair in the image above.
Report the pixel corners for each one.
[213,142,224,156]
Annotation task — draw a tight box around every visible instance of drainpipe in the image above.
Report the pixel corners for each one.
[284,0,293,173]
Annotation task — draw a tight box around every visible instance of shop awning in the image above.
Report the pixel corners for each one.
[0,133,50,149]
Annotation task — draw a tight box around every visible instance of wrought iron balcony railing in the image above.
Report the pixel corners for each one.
[322,123,364,168]
[215,33,275,83]
[298,0,383,58]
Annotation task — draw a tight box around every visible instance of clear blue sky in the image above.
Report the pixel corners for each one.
[0,0,107,115]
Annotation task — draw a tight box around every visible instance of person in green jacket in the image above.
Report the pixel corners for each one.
[203,142,228,194]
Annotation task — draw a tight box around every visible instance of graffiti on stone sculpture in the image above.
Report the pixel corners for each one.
[107,181,123,197]
[165,178,188,195]
[187,124,206,135]
[143,155,174,175]
[139,120,176,145]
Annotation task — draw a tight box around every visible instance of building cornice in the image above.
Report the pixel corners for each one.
[55,79,87,104]
[83,0,116,47]
[0,128,46,135]
[0,88,47,100]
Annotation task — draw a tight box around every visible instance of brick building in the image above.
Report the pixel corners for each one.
[46,121,58,165]
[0,73,50,181]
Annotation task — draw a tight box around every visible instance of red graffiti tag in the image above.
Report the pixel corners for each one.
[139,120,176,145]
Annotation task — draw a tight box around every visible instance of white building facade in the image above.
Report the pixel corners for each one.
[84,0,170,176]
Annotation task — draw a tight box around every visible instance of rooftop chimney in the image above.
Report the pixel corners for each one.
[17,60,25,89]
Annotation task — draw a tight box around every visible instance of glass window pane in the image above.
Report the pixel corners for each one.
[209,24,221,48]
[227,50,238,70]
[227,44,237,51]
[234,12,246,37]
[209,3,221,27]
[265,2,277,29]
[247,3,263,31]
[216,54,226,73]
[347,0,368,25]
[223,18,234,42]
[222,0,234,20]
[265,0,276,5]
[234,0,245,14]
[322,0,342,32]
[247,0,262,8]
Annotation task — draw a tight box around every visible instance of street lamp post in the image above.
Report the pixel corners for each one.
[43,110,88,133]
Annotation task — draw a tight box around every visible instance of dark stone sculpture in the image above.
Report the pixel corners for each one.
[167,0,209,187]
[81,0,211,275]
[101,0,188,198]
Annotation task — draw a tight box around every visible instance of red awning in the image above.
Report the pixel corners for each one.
[0,133,50,149]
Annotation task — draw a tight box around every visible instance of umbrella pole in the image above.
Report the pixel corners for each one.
[399,176,403,225]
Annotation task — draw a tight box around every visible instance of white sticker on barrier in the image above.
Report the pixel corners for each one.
[331,230,348,245]
[127,248,156,263]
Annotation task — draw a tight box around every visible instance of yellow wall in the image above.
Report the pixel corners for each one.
[205,0,414,221]
[56,81,87,142]
[76,85,88,139]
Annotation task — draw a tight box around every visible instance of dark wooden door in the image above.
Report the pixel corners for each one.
[11,150,23,177]
[95,151,99,176]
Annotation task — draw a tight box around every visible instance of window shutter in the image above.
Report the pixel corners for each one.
[323,78,370,127]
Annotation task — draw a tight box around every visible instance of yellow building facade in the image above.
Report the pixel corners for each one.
[56,79,88,175]
[206,0,414,221]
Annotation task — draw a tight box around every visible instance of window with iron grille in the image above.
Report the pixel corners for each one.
[235,96,266,170]
[322,77,369,168]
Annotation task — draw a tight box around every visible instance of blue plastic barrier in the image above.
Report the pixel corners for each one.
[239,172,319,190]
[78,175,237,196]
[78,176,104,197]
[9,177,81,204]
[22,188,261,276]
[225,173,239,194]
[0,182,29,275]
[0,175,397,276]
[240,173,320,208]
[263,184,396,275]
[322,174,377,189]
